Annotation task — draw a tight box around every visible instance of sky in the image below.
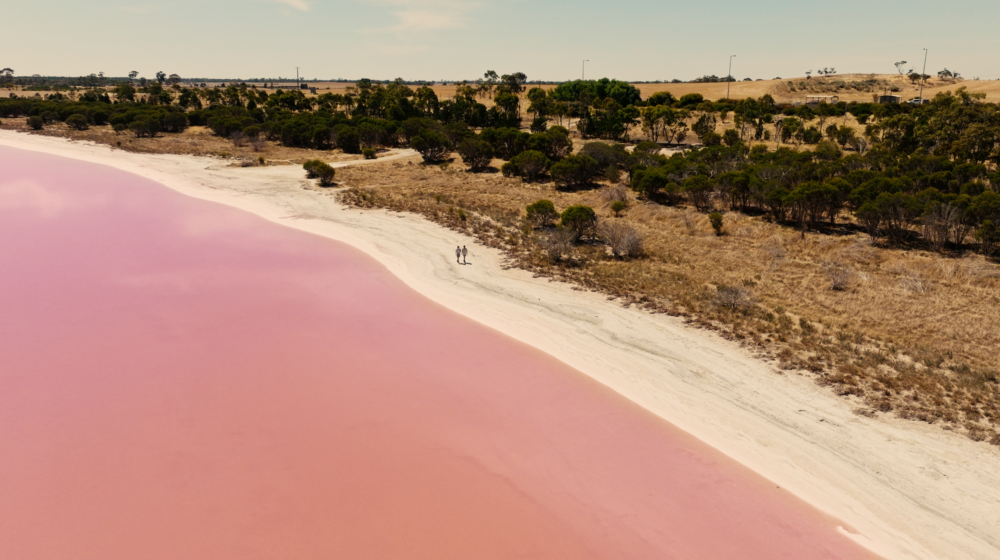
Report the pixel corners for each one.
[4,0,1000,82]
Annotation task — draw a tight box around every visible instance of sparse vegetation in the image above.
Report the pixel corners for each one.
[303,159,335,185]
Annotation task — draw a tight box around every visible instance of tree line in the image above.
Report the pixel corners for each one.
[3,71,1000,254]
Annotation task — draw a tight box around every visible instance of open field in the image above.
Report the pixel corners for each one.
[9,74,1000,107]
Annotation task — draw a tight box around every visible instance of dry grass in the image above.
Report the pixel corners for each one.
[335,156,1000,445]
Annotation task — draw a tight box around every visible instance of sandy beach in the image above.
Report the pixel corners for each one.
[2,130,998,559]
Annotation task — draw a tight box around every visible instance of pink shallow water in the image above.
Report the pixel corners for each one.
[0,146,878,559]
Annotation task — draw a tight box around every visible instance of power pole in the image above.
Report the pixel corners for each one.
[726,55,736,100]
[582,60,589,80]
[919,48,928,102]
[296,67,300,90]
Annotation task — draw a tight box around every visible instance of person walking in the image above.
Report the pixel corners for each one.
[455,246,462,264]
[461,245,468,264]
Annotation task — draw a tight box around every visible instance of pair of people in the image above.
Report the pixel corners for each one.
[455,245,468,264]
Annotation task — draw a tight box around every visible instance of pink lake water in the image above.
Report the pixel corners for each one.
[0,145,879,559]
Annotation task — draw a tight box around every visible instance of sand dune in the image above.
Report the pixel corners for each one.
[1,130,998,560]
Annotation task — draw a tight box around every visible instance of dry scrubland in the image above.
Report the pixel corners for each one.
[335,151,1000,446]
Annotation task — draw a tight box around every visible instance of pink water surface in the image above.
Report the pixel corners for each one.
[0,146,879,559]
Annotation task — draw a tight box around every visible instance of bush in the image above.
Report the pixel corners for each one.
[65,113,89,130]
[90,110,109,126]
[362,147,377,160]
[550,154,601,189]
[163,112,188,133]
[526,127,573,160]
[605,165,621,183]
[599,220,643,258]
[701,130,722,146]
[709,212,724,235]
[722,129,740,147]
[303,159,335,186]
[457,137,494,170]
[503,150,550,182]
[526,199,558,228]
[715,285,755,310]
[27,115,43,130]
[411,130,452,162]
[631,167,669,201]
[336,127,361,154]
[112,123,127,133]
[610,200,626,216]
[814,140,842,161]
[129,119,160,138]
[539,228,576,262]
[803,126,823,144]
[560,205,597,240]
[579,142,628,168]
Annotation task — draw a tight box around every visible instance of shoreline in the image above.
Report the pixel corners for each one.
[3,130,998,559]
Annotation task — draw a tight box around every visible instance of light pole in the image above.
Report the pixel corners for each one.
[582,60,589,80]
[296,67,300,90]
[726,55,736,100]
[919,48,928,102]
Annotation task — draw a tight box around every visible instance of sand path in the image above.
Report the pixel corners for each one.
[2,131,998,560]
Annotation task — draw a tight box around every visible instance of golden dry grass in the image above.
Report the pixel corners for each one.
[334,156,1000,446]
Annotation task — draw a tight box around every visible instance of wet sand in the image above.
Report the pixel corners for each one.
[0,146,877,558]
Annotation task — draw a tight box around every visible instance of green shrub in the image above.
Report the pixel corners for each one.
[722,129,740,147]
[605,165,621,183]
[129,119,160,138]
[162,112,188,133]
[362,147,377,160]
[411,130,452,162]
[701,130,722,146]
[457,137,494,170]
[550,154,601,189]
[526,199,558,228]
[611,200,627,216]
[709,212,724,235]
[504,150,551,182]
[303,159,336,186]
[27,115,43,130]
[65,114,89,130]
[560,205,597,239]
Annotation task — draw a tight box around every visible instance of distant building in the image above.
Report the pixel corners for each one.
[805,95,839,105]
[878,95,902,104]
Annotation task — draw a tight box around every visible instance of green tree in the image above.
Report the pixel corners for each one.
[526,199,558,228]
[65,114,89,130]
[411,130,453,162]
[502,150,551,182]
[550,154,601,189]
[722,128,740,147]
[457,137,494,170]
[560,205,597,240]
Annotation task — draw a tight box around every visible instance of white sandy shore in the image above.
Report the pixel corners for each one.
[2,130,998,560]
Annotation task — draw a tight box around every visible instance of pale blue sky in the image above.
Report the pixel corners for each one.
[4,0,999,82]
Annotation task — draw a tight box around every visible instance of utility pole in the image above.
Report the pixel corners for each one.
[296,67,300,90]
[727,55,736,100]
[919,48,928,102]
[582,60,589,80]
